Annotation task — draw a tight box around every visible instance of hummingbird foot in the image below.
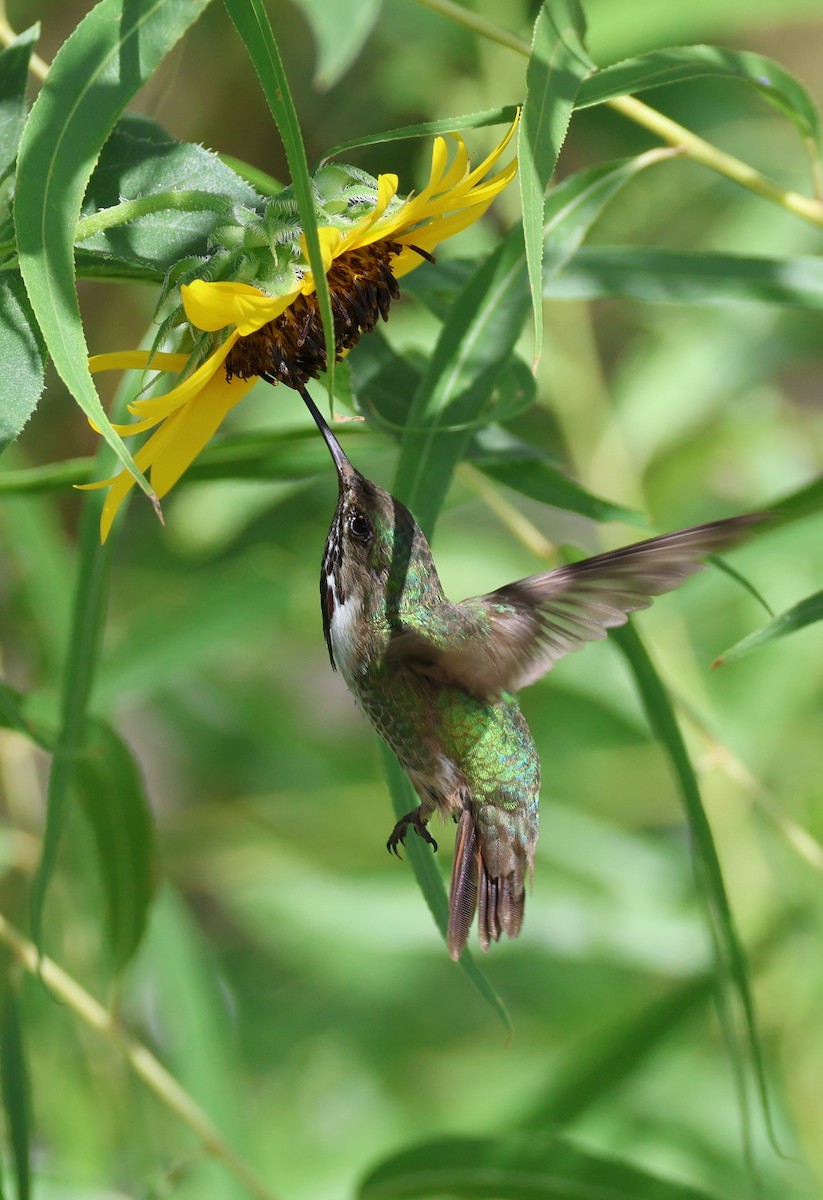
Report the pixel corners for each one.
[386,808,438,858]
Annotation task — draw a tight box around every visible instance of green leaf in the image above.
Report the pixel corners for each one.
[1,985,31,1200]
[79,113,259,272]
[224,0,336,402]
[358,1132,721,1199]
[469,427,642,525]
[74,719,159,974]
[545,246,823,308]
[714,587,823,667]
[520,0,593,365]
[0,273,45,456]
[0,25,38,183]
[15,0,212,503]
[322,106,519,163]
[542,151,674,278]
[614,623,777,1168]
[293,0,381,89]
[394,225,531,535]
[576,44,822,158]
[378,746,510,1033]
[28,374,138,951]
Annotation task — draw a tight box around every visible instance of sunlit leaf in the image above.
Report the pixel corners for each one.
[520,0,593,364]
[576,44,822,161]
[15,0,212,498]
[323,107,519,163]
[0,275,44,457]
[224,0,336,401]
[0,24,37,182]
[79,113,259,273]
[394,226,530,535]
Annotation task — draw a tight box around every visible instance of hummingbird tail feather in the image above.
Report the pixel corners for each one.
[447,810,478,960]
[478,862,524,951]
[447,807,527,959]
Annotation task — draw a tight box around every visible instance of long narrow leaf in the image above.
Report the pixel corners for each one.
[545,246,823,309]
[75,720,159,974]
[520,0,593,365]
[576,45,822,160]
[29,370,137,949]
[359,1132,721,1200]
[614,623,778,1163]
[714,587,823,667]
[15,0,212,502]
[323,106,519,163]
[1,985,31,1200]
[0,275,44,456]
[394,226,530,535]
[0,25,37,181]
[29,491,116,951]
[223,0,336,401]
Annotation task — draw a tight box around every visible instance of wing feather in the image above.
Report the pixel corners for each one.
[386,513,765,699]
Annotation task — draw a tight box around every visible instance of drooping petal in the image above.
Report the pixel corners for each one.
[182,279,299,336]
[90,371,257,542]
[147,372,255,495]
[89,351,189,374]
[127,336,239,421]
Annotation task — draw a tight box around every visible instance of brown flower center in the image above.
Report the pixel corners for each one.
[224,237,406,390]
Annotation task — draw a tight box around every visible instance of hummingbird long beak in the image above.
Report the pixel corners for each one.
[295,384,357,488]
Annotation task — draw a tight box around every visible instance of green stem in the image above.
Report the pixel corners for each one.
[75,191,235,242]
[412,0,823,229]
[0,910,281,1200]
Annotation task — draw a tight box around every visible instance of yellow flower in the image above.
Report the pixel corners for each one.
[85,116,518,542]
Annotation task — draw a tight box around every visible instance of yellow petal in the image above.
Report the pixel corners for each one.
[89,350,189,375]
[182,279,297,336]
[128,336,238,420]
[332,173,400,256]
[461,112,519,191]
[148,372,256,495]
[86,371,257,541]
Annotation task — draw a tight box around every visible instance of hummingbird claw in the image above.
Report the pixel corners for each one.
[387,808,437,856]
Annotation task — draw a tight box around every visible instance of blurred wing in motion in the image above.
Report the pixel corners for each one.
[386,514,765,700]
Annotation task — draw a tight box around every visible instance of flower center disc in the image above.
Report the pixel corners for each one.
[224,238,403,389]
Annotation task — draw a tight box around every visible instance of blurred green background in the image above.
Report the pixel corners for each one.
[2,1,823,1198]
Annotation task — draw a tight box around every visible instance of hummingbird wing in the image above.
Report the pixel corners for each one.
[386,514,764,699]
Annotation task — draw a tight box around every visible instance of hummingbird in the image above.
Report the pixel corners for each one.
[293,383,762,960]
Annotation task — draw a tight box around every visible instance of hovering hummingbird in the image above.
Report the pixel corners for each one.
[293,383,761,960]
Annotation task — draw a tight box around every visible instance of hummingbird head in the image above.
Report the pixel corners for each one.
[297,387,442,670]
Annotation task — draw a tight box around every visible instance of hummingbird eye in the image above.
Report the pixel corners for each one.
[348,510,373,544]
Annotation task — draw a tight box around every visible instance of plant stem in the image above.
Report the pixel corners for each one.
[0,910,281,1200]
[75,191,235,242]
[412,0,823,229]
